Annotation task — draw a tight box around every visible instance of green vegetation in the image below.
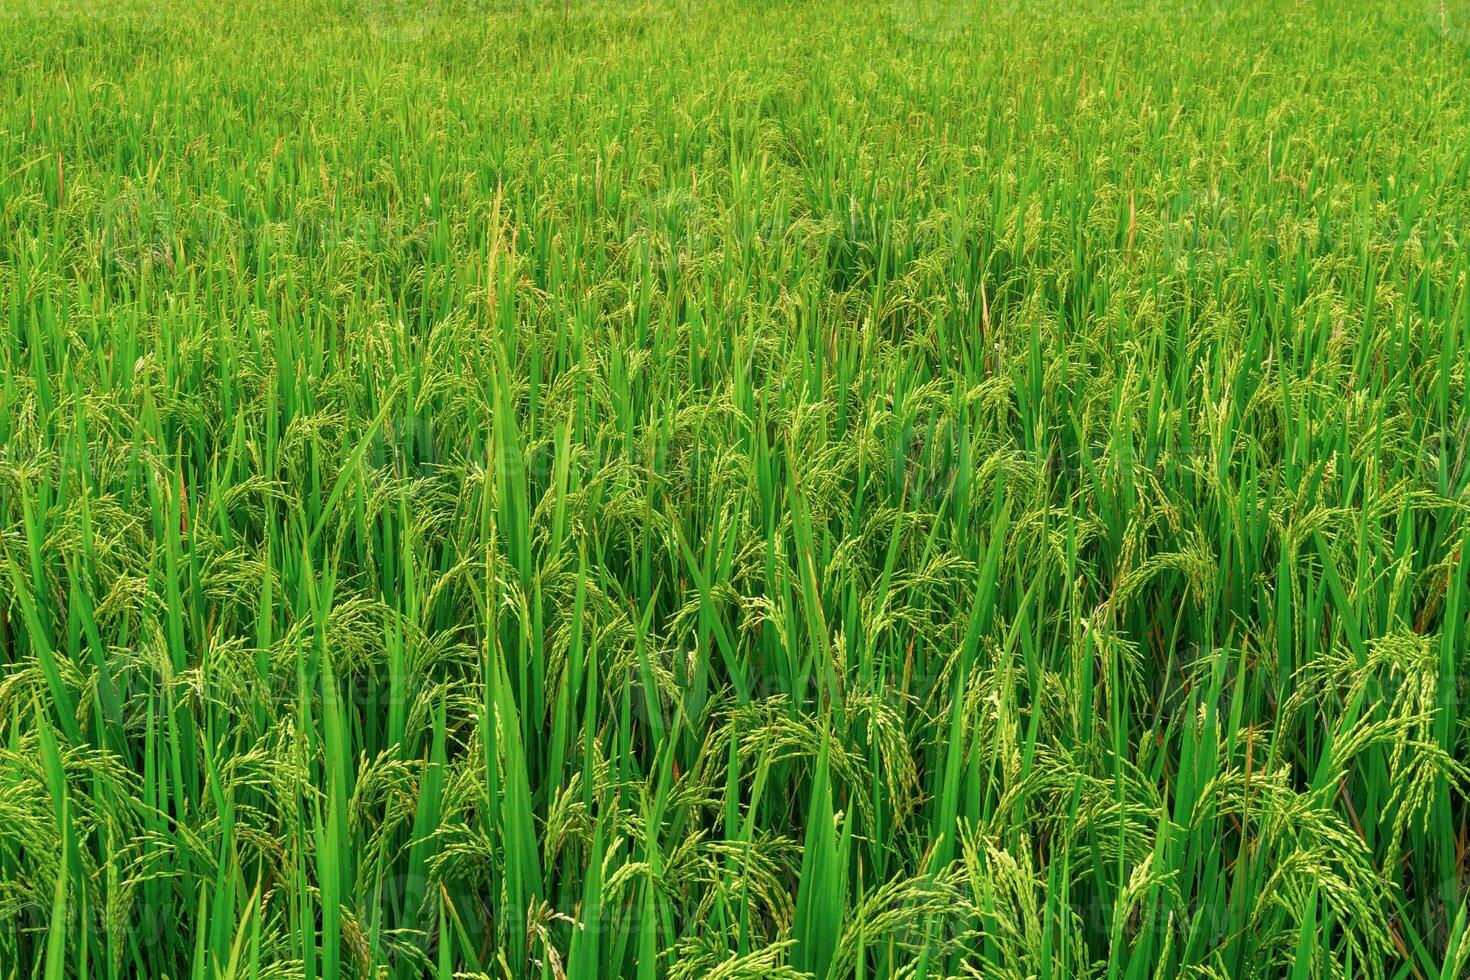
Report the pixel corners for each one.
[2,0,1469,976]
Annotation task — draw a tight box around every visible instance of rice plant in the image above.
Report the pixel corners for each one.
[1,0,1468,977]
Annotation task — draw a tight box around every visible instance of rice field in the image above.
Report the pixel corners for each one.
[2,0,1469,977]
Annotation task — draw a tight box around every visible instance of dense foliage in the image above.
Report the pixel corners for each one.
[2,1,1469,977]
